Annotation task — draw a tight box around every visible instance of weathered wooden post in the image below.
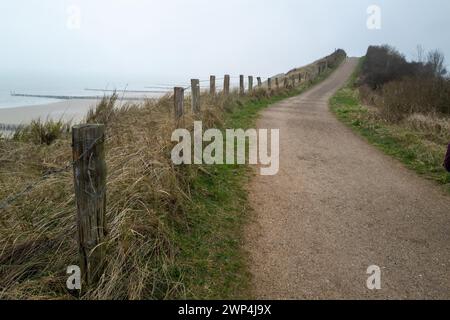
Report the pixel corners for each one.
[174,87,184,120]
[191,79,200,113]
[284,77,288,88]
[239,75,245,95]
[248,76,253,93]
[267,77,272,90]
[72,124,107,286]
[210,75,216,95]
[275,78,279,89]
[224,75,230,95]
[257,77,262,87]
[298,73,302,83]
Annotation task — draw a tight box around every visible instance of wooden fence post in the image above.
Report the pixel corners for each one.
[174,87,184,120]
[210,75,216,95]
[257,77,262,87]
[239,75,245,95]
[191,79,200,113]
[275,78,279,89]
[223,75,230,95]
[72,124,107,286]
[284,77,288,88]
[299,73,302,82]
[248,76,253,93]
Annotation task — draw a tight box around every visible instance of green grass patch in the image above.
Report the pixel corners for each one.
[174,65,344,299]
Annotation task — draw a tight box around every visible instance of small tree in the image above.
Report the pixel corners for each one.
[427,49,447,77]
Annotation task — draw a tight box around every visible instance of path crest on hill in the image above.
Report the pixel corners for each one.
[246,58,450,299]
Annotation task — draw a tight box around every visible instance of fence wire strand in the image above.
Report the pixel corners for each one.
[2,73,273,210]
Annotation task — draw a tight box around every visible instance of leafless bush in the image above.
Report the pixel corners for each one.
[378,77,450,121]
[359,45,450,122]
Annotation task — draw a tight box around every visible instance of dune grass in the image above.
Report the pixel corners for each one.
[0,54,345,300]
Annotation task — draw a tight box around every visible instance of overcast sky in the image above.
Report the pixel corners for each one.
[1,0,449,84]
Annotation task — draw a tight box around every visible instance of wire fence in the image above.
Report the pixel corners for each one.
[0,54,336,211]
[0,50,348,287]
[0,74,269,211]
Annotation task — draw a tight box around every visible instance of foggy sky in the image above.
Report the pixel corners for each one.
[1,0,449,83]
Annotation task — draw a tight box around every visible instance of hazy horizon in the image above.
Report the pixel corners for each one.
[1,0,450,83]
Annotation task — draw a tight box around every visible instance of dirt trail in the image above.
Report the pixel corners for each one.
[246,58,450,299]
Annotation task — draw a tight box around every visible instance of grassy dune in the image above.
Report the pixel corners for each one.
[0,53,345,300]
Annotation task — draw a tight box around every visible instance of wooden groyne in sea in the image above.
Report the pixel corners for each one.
[0,123,22,131]
[10,92,149,101]
[84,88,170,94]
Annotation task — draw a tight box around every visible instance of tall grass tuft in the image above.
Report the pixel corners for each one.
[86,93,119,125]
[13,118,69,145]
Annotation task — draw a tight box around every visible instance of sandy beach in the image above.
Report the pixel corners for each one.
[0,99,102,125]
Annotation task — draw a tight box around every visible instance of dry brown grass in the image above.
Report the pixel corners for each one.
[0,86,289,299]
[0,52,344,299]
[403,113,450,145]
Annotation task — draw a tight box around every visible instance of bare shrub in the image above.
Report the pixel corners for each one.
[359,84,380,106]
[427,49,448,77]
[378,77,450,121]
[360,45,446,90]
[361,45,416,89]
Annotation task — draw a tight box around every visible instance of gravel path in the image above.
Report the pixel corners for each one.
[245,58,450,299]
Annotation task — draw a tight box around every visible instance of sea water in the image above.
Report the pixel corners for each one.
[0,74,190,110]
